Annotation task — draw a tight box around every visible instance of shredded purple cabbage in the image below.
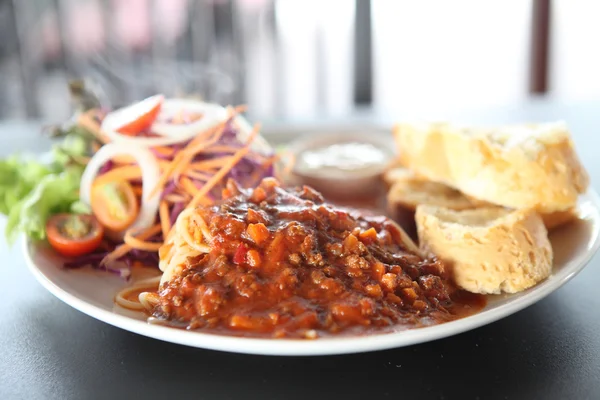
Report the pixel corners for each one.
[127,248,160,265]
[169,202,184,225]
[172,140,191,152]
[98,160,114,175]
[221,121,241,143]
[64,115,274,276]
[63,250,134,279]
[63,253,107,269]
[161,180,178,200]
[63,244,160,280]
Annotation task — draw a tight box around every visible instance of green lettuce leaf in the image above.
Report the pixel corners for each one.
[5,166,84,244]
[1,80,103,242]
[51,132,91,169]
[0,157,52,215]
[69,200,92,215]
[0,127,93,243]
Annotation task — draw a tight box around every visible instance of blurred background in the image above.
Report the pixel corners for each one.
[0,0,598,124]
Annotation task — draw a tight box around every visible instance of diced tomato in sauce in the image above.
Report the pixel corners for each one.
[153,178,485,338]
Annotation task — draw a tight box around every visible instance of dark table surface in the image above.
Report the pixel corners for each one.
[2,100,600,400]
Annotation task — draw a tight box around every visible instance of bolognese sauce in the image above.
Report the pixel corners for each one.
[153,178,485,338]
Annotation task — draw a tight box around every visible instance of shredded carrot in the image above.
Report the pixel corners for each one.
[187,123,260,209]
[233,104,248,114]
[159,201,171,238]
[97,103,262,268]
[250,154,278,185]
[111,155,137,165]
[170,123,229,180]
[149,155,186,197]
[167,126,238,184]
[187,121,226,149]
[185,170,212,181]
[263,153,279,167]
[281,150,296,178]
[164,194,189,203]
[102,224,162,264]
[202,145,241,154]
[153,146,175,157]
[178,105,239,155]
[77,110,109,143]
[102,246,133,265]
[124,230,163,252]
[192,194,213,207]
[190,157,233,170]
[129,224,162,240]
[149,121,224,197]
[152,115,233,195]
[94,165,142,186]
[156,159,172,169]
[179,177,200,196]
[183,126,227,156]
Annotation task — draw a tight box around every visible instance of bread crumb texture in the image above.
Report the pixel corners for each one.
[386,166,577,231]
[394,122,589,213]
[416,205,553,294]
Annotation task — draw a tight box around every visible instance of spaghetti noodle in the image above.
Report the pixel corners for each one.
[115,275,162,311]
[128,209,213,312]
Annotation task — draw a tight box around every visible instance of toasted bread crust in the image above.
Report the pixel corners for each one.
[393,122,589,213]
[540,208,578,230]
[415,205,553,294]
[385,168,484,240]
[386,167,576,231]
[383,166,427,186]
[387,178,483,212]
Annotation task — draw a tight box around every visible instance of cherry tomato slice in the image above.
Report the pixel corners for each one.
[46,214,104,257]
[112,94,163,135]
[91,180,139,232]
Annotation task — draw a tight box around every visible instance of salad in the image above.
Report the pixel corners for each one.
[1,83,275,278]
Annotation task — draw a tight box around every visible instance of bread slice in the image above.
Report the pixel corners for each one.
[415,205,553,294]
[393,122,589,213]
[386,166,576,231]
[383,166,425,186]
[465,189,577,229]
[387,173,488,212]
[540,208,578,231]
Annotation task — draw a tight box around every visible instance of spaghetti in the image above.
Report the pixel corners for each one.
[130,209,213,312]
[132,178,481,338]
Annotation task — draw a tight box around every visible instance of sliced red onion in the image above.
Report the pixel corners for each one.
[98,160,114,175]
[80,143,161,230]
[150,99,231,138]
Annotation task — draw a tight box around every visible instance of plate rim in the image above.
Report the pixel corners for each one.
[22,190,600,356]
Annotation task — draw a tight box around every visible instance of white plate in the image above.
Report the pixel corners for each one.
[23,191,600,356]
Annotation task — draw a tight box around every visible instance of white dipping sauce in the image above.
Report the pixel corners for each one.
[287,131,395,199]
[296,142,389,178]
